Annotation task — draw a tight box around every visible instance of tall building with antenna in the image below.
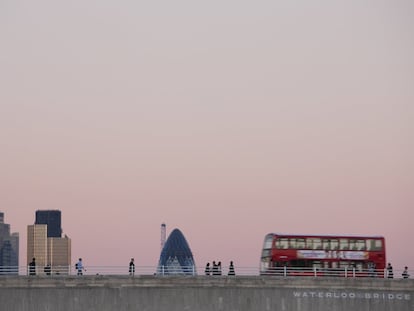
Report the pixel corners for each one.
[161,223,166,251]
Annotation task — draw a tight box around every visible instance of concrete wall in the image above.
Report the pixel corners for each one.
[0,276,413,311]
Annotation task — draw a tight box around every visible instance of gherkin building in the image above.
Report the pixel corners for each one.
[157,228,197,275]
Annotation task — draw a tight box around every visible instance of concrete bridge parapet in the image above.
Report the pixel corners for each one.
[0,276,413,311]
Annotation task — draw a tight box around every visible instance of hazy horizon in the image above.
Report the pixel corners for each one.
[1,1,413,271]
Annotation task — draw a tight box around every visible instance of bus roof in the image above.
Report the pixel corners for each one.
[267,233,384,239]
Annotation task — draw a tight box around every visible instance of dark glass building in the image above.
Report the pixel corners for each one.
[157,228,196,275]
[0,212,19,275]
[35,210,62,238]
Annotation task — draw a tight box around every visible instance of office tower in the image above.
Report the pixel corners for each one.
[157,228,196,275]
[0,212,19,274]
[28,210,71,275]
[0,212,10,246]
[27,224,48,274]
[10,233,19,266]
[35,210,62,238]
[47,236,71,274]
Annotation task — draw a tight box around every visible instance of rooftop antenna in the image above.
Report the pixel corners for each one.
[161,223,166,251]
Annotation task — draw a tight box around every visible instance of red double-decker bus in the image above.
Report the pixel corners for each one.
[260,233,386,277]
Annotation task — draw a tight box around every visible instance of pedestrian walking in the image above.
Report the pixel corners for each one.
[228,261,235,276]
[44,264,51,276]
[204,262,210,276]
[212,261,218,276]
[402,266,409,279]
[76,258,85,276]
[129,258,135,276]
[387,263,393,279]
[29,258,36,276]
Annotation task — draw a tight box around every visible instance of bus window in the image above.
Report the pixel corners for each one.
[313,239,322,249]
[373,239,383,251]
[339,261,350,269]
[322,239,330,250]
[289,238,297,249]
[366,239,383,251]
[340,239,348,250]
[306,238,313,249]
[290,260,307,267]
[262,249,271,258]
[297,238,305,249]
[330,239,339,250]
[357,240,365,250]
[349,240,358,250]
[312,261,322,269]
[277,238,289,249]
[263,235,273,249]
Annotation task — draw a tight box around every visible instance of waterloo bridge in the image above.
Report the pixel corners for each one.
[0,272,412,311]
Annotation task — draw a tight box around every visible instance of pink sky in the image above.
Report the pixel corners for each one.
[1,1,413,271]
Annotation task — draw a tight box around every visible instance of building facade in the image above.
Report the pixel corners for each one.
[0,212,19,274]
[47,236,71,274]
[28,212,71,275]
[157,228,196,275]
[27,224,48,274]
[35,210,62,238]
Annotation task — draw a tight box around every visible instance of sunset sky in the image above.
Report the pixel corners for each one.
[1,1,413,272]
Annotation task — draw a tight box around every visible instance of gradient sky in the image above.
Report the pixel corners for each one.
[1,1,413,272]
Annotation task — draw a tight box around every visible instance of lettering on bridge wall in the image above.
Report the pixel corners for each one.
[293,291,411,301]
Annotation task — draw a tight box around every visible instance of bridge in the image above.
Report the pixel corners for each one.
[0,275,412,311]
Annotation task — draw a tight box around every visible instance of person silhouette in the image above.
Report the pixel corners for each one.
[402,266,409,279]
[387,263,393,279]
[44,264,51,276]
[76,258,85,276]
[212,261,218,276]
[129,258,135,276]
[29,258,36,276]
[228,261,235,276]
[204,262,211,276]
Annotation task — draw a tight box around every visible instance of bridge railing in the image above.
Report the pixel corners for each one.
[0,265,410,279]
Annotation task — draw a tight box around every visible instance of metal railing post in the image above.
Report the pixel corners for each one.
[284,266,287,277]
[345,267,347,278]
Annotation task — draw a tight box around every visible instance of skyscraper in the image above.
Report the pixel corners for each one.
[0,212,19,274]
[27,224,48,274]
[47,236,71,274]
[35,210,62,238]
[157,228,196,275]
[27,210,71,275]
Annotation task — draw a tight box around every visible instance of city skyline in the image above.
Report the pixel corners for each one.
[1,210,412,272]
[1,1,413,271]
